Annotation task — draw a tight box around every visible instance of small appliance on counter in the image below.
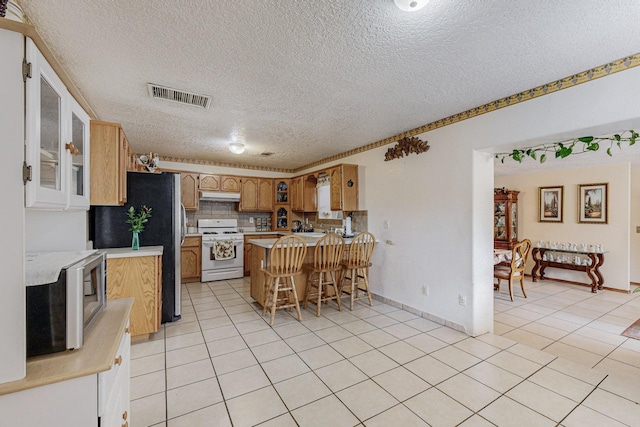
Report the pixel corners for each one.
[25,251,106,357]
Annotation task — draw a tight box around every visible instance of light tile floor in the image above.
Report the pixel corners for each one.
[130,277,640,426]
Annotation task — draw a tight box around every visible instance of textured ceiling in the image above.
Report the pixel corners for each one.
[18,0,640,170]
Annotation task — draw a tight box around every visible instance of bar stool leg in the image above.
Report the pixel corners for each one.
[262,276,273,317]
[303,271,313,309]
[290,276,302,321]
[363,267,373,306]
[316,272,323,317]
[330,270,342,311]
[350,267,356,310]
[269,277,280,326]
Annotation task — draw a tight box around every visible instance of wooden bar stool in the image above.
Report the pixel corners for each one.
[261,235,307,326]
[341,232,376,310]
[303,233,345,316]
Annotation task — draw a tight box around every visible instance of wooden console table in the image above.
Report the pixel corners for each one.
[531,247,605,293]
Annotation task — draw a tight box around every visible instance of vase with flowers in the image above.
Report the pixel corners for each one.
[126,205,152,250]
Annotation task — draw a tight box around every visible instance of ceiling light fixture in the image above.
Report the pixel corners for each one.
[393,0,429,12]
[229,142,245,154]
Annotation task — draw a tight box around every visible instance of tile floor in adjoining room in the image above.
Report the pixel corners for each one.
[130,277,640,426]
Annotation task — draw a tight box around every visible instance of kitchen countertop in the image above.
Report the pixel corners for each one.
[185,233,202,237]
[249,234,359,249]
[242,231,282,235]
[101,246,164,258]
[0,298,133,396]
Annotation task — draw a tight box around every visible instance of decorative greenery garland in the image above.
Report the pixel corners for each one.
[495,130,638,164]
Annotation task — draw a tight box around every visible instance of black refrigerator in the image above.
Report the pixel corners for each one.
[89,172,185,323]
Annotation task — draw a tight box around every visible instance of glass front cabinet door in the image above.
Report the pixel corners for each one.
[25,38,90,210]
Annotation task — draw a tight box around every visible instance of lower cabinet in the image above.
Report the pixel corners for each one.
[181,236,202,283]
[244,234,278,276]
[99,322,131,427]
[107,254,162,337]
[0,300,131,427]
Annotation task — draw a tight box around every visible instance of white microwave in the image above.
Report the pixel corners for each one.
[26,251,107,357]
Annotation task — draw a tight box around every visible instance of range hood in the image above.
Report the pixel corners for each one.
[199,191,241,202]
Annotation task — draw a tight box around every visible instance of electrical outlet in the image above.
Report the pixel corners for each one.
[249,217,254,224]
[422,285,429,296]
[458,294,466,306]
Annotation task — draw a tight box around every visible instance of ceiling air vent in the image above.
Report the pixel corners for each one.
[147,83,212,109]
[260,152,274,157]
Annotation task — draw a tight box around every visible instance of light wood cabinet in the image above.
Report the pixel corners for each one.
[221,175,241,192]
[494,189,519,250]
[329,164,358,211]
[240,178,273,211]
[243,234,278,276]
[106,255,162,337]
[291,174,317,212]
[273,180,290,231]
[181,236,202,283]
[90,120,129,206]
[199,174,220,191]
[199,174,240,192]
[181,173,199,210]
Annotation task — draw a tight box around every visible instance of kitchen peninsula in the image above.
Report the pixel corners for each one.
[249,234,371,306]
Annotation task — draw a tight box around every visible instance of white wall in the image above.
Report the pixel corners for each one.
[631,167,640,283]
[299,65,640,336]
[25,210,89,252]
[495,163,631,291]
[0,29,26,383]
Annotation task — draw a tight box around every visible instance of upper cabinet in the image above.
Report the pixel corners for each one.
[199,174,240,192]
[273,179,290,231]
[90,120,129,206]
[239,178,273,212]
[291,174,317,212]
[329,164,358,211]
[25,38,91,210]
[181,173,199,211]
[199,174,220,191]
[221,175,241,192]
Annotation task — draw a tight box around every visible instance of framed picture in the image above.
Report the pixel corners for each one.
[578,183,608,224]
[539,186,563,222]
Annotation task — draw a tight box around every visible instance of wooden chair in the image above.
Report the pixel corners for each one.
[341,232,376,310]
[303,233,345,316]
[494,239,531,301]
[261,235,307,326]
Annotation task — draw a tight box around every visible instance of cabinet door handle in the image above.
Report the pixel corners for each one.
[115,355,123,366]
[125,326,130,334]
[65,142,79,155]
[123,410,128,420]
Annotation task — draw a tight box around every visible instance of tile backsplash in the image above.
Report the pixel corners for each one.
[186,201,368,233]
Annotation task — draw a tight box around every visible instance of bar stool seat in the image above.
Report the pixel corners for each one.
[303,233,345,316]
[261,235,307,326]
[341,232,376,310]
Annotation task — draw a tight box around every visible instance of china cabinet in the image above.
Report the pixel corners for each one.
[25,38,91,210]
[494,189,519,250]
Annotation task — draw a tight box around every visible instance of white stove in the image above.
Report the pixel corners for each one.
[197,219,244,282]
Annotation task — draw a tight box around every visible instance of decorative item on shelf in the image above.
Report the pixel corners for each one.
[384,137,430,161]
[126,205,152,250]
[138,152,160,172]
[0,0,7,17]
